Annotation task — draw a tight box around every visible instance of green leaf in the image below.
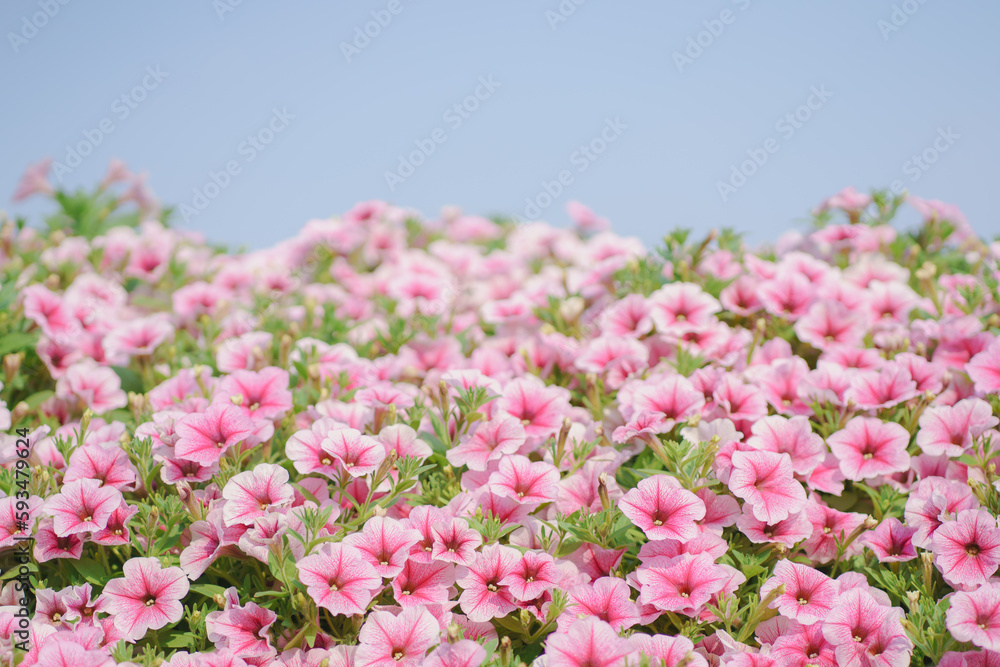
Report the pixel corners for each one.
[111,365,145,393]
[0,332,38,357]
[190,583,227,598]
[69,557,107,585]
[164,633,199,648]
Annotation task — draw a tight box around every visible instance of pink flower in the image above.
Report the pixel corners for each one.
[206,600,277,659]
[815,186,872,215]
[801,502,867,564]
[630,635,707,667]
[498,377,572,439]
[221,463,294,527]
[455,543,520,622]
[844,362,919,410]
[91,502,139,547]
[446,416,525,471]
[429,517,483,566]
[543,617,636,667]
[174,404,256,465]
[63,442,136,490]
[423,640,487,667]
[917,398,999,457]
[55,360,128,414]
[391,559,455,607]
[45,479,122,537]
[322,427,386,478]
[557,577,640,632]
[488,455,559,504]
[98,557,190,642]
[648,283,721,332]
[297,543,381,615]
[728,451,806,524]
[770,622,837,667]
[500,550,559,602]
[343,515,422,577]
[933,509,1000,587]
[946,583,1000,651]
[826,417,911,482]
[354,607,440,667]
[794,301,866,350]
[618,475,706,541]
[822,589,911,667]
[12,157,54,201]
[745,415,825,476]
[968,339,1000,394]
[862,518,918,563]
[103,315,174,359]
[736,506,812,548]
[636,554,731,613]
[213,367,293,422]
[759,559,838,624]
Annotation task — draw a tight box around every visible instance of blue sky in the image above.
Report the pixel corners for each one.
[2,1,998,250]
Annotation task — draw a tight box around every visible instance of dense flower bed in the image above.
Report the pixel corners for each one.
[2,159,1000,666]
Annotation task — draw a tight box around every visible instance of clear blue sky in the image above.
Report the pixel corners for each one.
[3,1,998,249]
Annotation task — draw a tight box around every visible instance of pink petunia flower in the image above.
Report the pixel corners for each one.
[619,475,706,541]
[343,515,422,578]
[98,557,190,642]
[498,376,572,439]
[946,583,1000,651]
[499,549,560,602]
[423,640,487,667]
[826,417,911,482]
[391,559,456,608]
[446,416,525,471]
[455,543,520,622]
[55,360,128,414]
[321,427,386,478]
[543,617,636,667]
[745,415,825,476]
[429,517,483,566]
[917,398,999,458]
[213,367,293,422]
[728,450,806,524]
[636,554,732,614]
[206,600,278,659]
[862,517,918,563]
[557,576,640,633]
[488,455,559,504]
[844,362,919,410]
[759,559,838,625]
[221,463,294,527]
[933,509,1000,588]
[967,338,1000,395]
[174,403,257,465]
[45,479,123,537]
[297,543,382,615]
[354,607,440,667]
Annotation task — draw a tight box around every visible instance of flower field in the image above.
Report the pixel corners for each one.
[2,161,1000,666]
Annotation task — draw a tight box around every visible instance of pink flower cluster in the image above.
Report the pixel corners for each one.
[3,168,1000,666]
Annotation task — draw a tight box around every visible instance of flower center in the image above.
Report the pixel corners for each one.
[144,595,156,607]
[798,597,809,606]
[487,583,499,592]
[393,651,405,661]
[967,544,981,556]
[321,457,332,465]
[862,453,873,460]
[52,612,61,621]
[216,441,225,448]
[329,582,340,592]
